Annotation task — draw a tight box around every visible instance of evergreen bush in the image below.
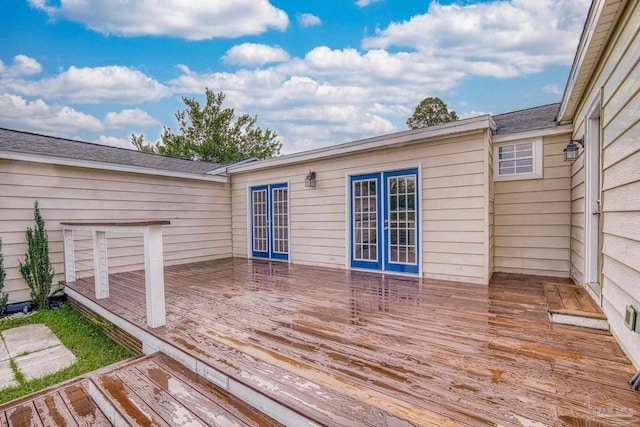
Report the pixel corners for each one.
[19,201,54,310]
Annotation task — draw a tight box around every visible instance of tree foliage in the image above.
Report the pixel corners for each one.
[0,239,8,314]
[19,201,54,311]
[407,97,459,129]
[132,89,282,164]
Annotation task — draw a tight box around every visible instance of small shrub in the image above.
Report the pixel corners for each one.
[19,201,54,311]
[0,239,8,314]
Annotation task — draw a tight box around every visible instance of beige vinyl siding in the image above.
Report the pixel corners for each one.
[569,0,640,365]
[486,131,495,282]
[493,134,572,277]
[569,153,586,284]
[231,131,491,284]
[0,160,232,302]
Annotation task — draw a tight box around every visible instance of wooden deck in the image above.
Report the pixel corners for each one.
[63,259,640,426]
[0,353,281,426]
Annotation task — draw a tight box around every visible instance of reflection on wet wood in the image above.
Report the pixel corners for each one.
[65,259,640,426]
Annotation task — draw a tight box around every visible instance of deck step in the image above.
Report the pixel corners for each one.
[90,353,283,427]
[542,282,609,330]
[0,353,283,427]
[0,378,112,426]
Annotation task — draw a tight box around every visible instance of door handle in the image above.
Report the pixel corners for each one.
[592,211,601,215]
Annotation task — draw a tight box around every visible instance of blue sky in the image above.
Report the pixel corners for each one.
[0,0,591,153]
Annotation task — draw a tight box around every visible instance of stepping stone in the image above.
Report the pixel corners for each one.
[0,359,17,389]
[14,345,76,381]
[3,324,61,357]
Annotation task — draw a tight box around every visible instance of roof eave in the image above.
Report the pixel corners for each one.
[492,123,574,143]
[227,115,496,174]
[0,150,228,183]
[558,0,625,122]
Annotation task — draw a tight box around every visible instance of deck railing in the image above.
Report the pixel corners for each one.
[60,221,170,328]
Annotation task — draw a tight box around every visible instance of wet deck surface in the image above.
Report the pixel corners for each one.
[0,353,281,426]
[543,282,607,320]
[64,259,640,426]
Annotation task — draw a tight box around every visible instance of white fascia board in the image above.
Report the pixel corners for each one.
[491,124,574,143]
[205,157,260,176]
[227,115,495,174]
[558,0,609,121]
[0,151,228,183]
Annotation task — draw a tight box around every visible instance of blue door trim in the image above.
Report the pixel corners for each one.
[383,169,419,274]
[350,169,419,274]
[350,173,382,270]
[269,183,289,261]
[250,183,289,260]
[250,185,269,258]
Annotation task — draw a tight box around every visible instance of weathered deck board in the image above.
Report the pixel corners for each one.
[543,282,607,320]
[0,354,283,427]
[65,260,640,426]
[61,383,111,427]
[33,392,79,426]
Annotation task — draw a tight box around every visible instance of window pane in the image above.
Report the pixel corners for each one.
[515,142,532,152]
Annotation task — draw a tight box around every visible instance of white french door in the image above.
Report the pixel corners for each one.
[350,168,419,274]
[251,183,289,260]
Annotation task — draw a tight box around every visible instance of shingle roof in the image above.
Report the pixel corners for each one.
[0,128,221,174]
[493,103,560,135]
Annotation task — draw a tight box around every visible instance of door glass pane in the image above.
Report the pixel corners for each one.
[272,187,289,254]
[387,175,417,266]
[353,178,378,261]
[252,190,267,252]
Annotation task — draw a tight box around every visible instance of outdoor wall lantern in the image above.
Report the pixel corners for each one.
[563,139,584,163]
[305,171,317,188]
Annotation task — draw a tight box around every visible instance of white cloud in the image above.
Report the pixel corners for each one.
[18,0,591,153]
[97,135,133,149]
[0,94,104,135]
[0,55,42,78]
[1,65,170,104]
[356,0,385,7]
[104,108,158,128]
[168,47,459,151]
[543,84,562,95]
[297,13,321,28]
[222,44,290,67]
[28,0,289,40]
[363,0,590,77]
[459,110,491,119]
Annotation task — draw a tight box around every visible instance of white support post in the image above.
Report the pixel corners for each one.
[62,229,76,283]
[93,230,110,299]
[143,224,166,328]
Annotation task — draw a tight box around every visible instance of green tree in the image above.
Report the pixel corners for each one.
[132,89,282,164]
[407,97,458,129]
[0,239,8,314]
[19,201,54,311]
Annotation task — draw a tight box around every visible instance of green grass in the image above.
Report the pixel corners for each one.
[0,302,134,405]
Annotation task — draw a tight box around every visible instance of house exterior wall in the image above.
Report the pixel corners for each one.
[486,131,495,282]
[570,154,586,284]
[493,134,573,277]
[0,159,232,302]
[231,130,492,284]
[570,0,640,365]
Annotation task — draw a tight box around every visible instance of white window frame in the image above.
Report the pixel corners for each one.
[493,138,543,181]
